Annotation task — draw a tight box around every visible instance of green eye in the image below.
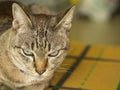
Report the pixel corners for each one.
[22,49,34,56]
[48,50,59,57]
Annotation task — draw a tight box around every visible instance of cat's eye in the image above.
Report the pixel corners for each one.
[22,49,34,56]
[48,50,59,57]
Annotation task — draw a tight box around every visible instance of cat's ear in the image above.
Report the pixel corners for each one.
[55,6,76,30]
[12,3,32,30]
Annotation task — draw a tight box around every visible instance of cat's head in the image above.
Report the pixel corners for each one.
[9,3,75,76]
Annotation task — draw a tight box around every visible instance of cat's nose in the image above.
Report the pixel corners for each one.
[35,60,47,75]
[36,69,46,75]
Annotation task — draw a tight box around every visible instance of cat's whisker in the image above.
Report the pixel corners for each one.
[56,66,72,73]
[56,69,71,73]
[61,63,71,66]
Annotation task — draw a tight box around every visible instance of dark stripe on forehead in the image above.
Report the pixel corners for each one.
[36,38,39,48]
[44,40,47,49]
[31,42,34,50]
[44,30,47,37]
[48,43,51,51]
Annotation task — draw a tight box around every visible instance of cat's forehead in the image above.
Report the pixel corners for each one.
[30,14,57,40]
[31,14,57,28]
[28,14,69,50]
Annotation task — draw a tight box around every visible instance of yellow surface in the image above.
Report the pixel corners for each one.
[68,42,86,57]
[69,0,80,4]
[49,41,120,90]
[86,45,120,60]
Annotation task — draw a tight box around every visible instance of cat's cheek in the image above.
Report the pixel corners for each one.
[55,52,68,66]
[47,58,56,66]
[45,58,57,71]
[47,54,66,70]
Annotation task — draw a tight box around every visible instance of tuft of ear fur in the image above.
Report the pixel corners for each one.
[12,3,32,30]
[55,5,76,30]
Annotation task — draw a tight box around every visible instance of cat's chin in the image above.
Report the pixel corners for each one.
[18,72,52,88]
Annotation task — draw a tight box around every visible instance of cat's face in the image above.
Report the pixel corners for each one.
[9,3,75,77]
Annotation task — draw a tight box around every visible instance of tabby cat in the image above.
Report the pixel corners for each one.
[0,2,75,90]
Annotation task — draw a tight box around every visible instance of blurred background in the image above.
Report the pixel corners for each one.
[18,0,120,45]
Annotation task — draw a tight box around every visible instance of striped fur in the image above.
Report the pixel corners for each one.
[0,2,75,90]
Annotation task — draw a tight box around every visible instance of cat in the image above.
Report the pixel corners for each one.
[0,1,75,90]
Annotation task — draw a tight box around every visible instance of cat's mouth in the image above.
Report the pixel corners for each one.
[36,66,55,76]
